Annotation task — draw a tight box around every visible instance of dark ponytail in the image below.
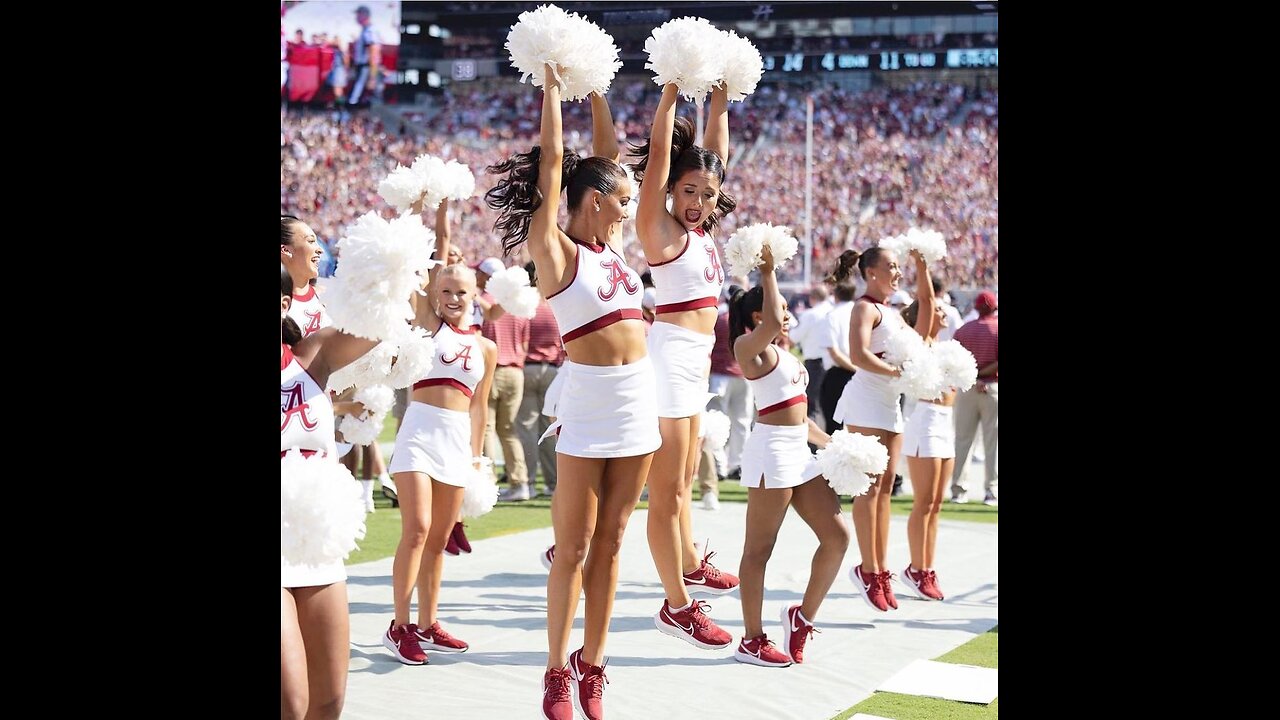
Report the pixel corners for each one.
[826,249,860,284]
[629,116,737,235]
[281,263,304,346]
[487,148,625,256]
[728,285,764,345]
[486,146,545,257]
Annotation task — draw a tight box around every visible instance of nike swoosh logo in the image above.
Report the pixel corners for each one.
[664,610,695,634]
[684,576,708,585]
[791,614,803,633]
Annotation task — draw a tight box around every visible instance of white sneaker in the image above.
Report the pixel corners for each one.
[499,484,531,502]
[701,492,720,511]
[950,491,969,504]
[983,493,998,506]
[364,496,376,513]
[381,475,398,501]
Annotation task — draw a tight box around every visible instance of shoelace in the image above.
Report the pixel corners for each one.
[688,600,715,629]
[699,545,723,581]
[877,572,895,595]
[545,668,572,702]
[429,624,456,642]
[582,660,610,700]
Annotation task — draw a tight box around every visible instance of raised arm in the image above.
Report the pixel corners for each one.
[635,84,681,255]
[591,92,621,163]
[412,199,450,331]
[701,85,729,164]
[527,65,570,296]
[910,250,934,338]
[734,248,784,365]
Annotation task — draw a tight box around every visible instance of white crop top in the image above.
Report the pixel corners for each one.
[746,346,809,417]
[281,345,336,455]
[546,237,645,343]
[414,322,486,398]
[649,227,724,314]
[860,295,905,356]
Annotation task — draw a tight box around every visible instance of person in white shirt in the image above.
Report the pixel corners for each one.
[817,281,857,434]
[789,284,834,428]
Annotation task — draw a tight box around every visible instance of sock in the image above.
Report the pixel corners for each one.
[360,480,375,502]
[797,608,812,626]
[670,600,692,613]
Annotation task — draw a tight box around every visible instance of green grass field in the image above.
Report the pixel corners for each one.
[831,626,998,719]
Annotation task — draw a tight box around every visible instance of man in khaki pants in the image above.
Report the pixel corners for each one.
[950,291,998,505]
[479,272,532,500]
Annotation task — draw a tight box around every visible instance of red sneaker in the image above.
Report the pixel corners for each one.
[850,565,888,612]
[541,666,574,720]
[733,634,793,668]
[568,648,608,720]
[414,621,468,653]
[780,605,819,664]
[541,545,555,571]
[382,621,428,665]
[900,565,933,601]
[451,522,472,554]
[922,569,945,600]
[654,599,733,649]
[683,545,740,596]
[880,571,899,610]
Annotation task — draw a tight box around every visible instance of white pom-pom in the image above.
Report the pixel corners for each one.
[280,449,367,566]
[378,155,476,214]
[442,160,476,201]
[719,30,763,102]
[460,457,499,519]
[377,164,423,212]
[878,228,947,265]
[700,410,731,450]
[725,223,795,276]
[328,340,397,394]
[644,17,725,101]
[485,265,540,319]
[353,385,395,417]
[933,340,978,392]
[877,232,909,258]
[338,411,384,447]
[506,4,622,101]
[884,327,948,400]
[326,211,440,340]
[764,227,799,268]
[817,430,888,497]
[904,227,948,265]
[385,326,437,389]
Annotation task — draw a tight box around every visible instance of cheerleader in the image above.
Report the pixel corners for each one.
[487,67,660,720]
[382,199,498,665]
[280,259,379,719]
[728,246,850,668]
[900,297,953,601]
[831,248,933,612]
[629,83,740,651]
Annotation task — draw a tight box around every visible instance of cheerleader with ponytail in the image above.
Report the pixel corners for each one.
[727,244,853,668]
[280,255,380,719]
[627,18,753,654]
[491,9,655,715]
[829,245,935,613]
